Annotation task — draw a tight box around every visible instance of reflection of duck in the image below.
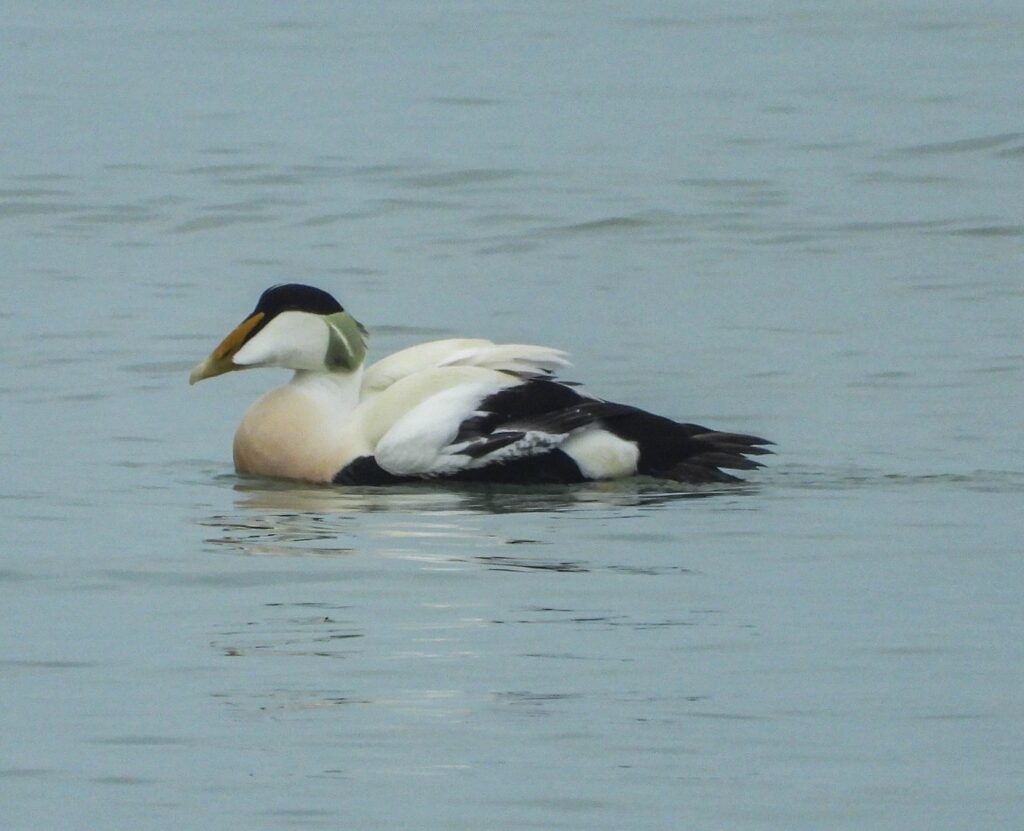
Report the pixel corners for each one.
[190,284,771,485]
[228,479,722,519]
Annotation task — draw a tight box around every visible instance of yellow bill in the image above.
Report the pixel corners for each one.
[188,312,264,385]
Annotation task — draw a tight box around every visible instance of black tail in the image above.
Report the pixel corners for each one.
[601,409,773,484]
[662,429,773,483]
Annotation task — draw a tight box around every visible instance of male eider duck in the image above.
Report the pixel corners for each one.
[189,284,771,485]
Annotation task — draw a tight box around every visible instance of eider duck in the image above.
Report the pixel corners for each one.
[189,284,771,485]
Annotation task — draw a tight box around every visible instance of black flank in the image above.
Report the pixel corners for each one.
[447,450,586,484]
[333,456,410,486]
[333,449,585,485]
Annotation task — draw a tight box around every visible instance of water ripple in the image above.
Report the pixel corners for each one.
[894,132,1024,156]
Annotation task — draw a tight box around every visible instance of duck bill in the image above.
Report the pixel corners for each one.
[188,312,264,385]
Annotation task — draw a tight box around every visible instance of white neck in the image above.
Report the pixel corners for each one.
[289,366,364,418]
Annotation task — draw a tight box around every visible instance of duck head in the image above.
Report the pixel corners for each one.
[188,284,367,384]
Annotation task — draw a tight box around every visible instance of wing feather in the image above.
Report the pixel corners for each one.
[375,379,613,477]
[362,338,571,398]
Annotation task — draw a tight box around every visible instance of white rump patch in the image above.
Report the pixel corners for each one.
[562,429,640,480]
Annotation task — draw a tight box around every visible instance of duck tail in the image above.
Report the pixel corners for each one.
[664,430,774,483]
[598,407,773,484]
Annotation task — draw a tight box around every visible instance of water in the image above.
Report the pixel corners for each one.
[3,3,1024,829]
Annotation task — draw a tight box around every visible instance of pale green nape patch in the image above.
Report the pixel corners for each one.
[324,312,368,371]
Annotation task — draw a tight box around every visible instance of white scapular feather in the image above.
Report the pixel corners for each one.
[437,342,571,376]
[362,338,570,398]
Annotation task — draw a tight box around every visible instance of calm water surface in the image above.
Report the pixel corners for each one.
[2,3,1023,829]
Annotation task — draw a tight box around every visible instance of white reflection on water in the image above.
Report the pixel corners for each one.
[200,477,750,565]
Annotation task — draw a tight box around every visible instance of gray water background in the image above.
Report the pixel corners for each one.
[2,3,1023,829]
